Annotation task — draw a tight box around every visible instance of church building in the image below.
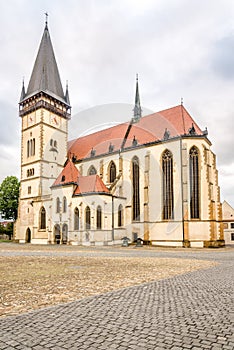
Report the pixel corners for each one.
[15,21,224,248]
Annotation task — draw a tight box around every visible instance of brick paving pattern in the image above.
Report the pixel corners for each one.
[0,248,233,349]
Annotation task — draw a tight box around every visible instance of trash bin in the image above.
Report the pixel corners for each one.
[121,236,130,247]
[136,238,143,247]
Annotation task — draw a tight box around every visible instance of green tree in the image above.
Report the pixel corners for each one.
[0,176,20,220]
[0,222,13,240]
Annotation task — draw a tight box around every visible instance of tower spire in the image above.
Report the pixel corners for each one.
[132,74,142,123]
[65,81,70,105]
[24,19,67,103]
[20,78,26,102]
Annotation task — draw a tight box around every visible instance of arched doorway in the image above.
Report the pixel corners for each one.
[54,224,61,244]
[25,228,31,243]
[62,224,68,244]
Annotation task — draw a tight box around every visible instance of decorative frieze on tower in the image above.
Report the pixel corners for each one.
[15,19,71,243]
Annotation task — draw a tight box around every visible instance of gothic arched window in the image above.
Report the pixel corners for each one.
[56,197,60,213]
[88,165,97,176]
[109,161,116,183]
[27,140,30,157]
[189,146,200,219]
[162,149,174,220]
[32,138,35,156]
[63,197,67,213]
[30,140,32,156]
[27,138,35,157]
[132,156,140,221]
[96,206,102,229]
[118,204,123,227]
[85,206,91,230]
[40,207,46,230]
[74,207,79,230]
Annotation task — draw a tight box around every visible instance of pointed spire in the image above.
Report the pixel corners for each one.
[20,78,26,101]
[24,19,66,103]
[65,81,70,105]
[132,74,142,123]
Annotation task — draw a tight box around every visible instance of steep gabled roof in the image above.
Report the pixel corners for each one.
[135,104,202,141]
[52,160,109,195]
[74,175,110,195]
[23,23,66,103]
[52,160,80,187]
[68,105,203,160]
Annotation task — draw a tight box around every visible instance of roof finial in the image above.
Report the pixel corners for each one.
[132,73,142,123]
[20,77,26,102]
[181,97,183,106]
[45,12,48,28]
[65,80,70,105]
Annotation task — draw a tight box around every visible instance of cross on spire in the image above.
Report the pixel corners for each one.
[45,12,48,28]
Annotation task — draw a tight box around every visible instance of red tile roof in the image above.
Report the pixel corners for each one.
[138,105,202,141]
[68,123,129,160]
[52,160,80,187]
[52,160,109,195]
[68,105,203,160]
[74,175,110,195]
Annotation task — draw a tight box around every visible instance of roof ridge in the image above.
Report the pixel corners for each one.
[69,105,187,143]
[68,104,204,161]
[69,121,130,143]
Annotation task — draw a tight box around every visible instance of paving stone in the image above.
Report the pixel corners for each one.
[0,247,233,349]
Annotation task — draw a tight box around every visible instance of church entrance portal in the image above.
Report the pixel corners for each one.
[25,228,31,243]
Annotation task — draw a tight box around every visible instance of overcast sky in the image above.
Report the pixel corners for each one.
[0,0,234,206]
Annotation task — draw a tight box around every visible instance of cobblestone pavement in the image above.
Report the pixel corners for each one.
[0,247,233,349]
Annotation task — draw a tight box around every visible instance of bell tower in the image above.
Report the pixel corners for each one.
[15,18,71,243]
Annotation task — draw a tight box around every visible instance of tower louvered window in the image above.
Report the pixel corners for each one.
[27,138,35,157]
[162,150,174,220]
[190,146,200,219]
[132,156,140,221]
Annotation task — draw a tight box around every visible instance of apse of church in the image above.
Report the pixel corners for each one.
[14,20,224,248]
